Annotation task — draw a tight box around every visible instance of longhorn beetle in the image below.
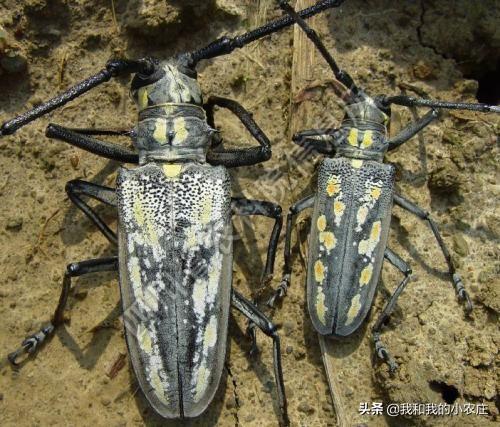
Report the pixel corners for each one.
[0,1,346,422]
[269,0,500,371]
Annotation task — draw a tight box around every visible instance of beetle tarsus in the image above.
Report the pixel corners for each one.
[267,275,289,308]
[8,323,55,366]
[373,333,398,372]
[246,321,260,356]
[454,273,473,313]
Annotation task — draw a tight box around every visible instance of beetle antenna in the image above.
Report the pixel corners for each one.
[188,0,346,67]
[0,58,159,137]
[275,0,360,97]
[380,95,500,113]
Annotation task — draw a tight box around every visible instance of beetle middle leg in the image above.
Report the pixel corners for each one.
[231,197,283,353]
[66,179,118,244]
[268,194,315,307]
[393,193,473,312]
[372,248,412,372]
[8,257,118,366]
[231,290,289,426]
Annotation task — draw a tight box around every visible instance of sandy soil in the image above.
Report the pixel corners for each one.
[0,1,498,426]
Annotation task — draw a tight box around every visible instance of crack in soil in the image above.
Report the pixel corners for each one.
[416,0,447,60]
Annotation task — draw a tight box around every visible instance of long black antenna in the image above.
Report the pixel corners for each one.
[188,0,346,66]
[382,95,500,113]
[275,0,359,96]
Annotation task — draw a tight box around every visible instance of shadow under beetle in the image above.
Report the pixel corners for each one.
[0,1,346,423]
[268,0,500,371]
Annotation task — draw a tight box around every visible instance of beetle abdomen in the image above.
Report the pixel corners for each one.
[307,157,395,337]
[116,162,232,418]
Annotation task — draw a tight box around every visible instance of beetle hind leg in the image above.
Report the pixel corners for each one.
[372,248,413,372]
[268,194,315,308]
[8,257,118,366]
[231,290,289,426]
[393,193,473,313]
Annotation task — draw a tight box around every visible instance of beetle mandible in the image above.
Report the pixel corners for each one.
[0,1,346,423]
[268,0,500,371]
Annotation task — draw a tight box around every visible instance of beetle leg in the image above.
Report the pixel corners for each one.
[292,128,336,155]
[46,124,138,163]
[387,109,440,151]
[372,248,412,372]
[231,290,289,426]
[268,194,315,308]
[205,97,272,168]
[8,257,118,367]
[66,179,118,245]
[231,198,283,286]
[393,193,473,313]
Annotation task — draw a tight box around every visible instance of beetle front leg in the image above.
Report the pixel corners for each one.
[372,248,412,372]
[268,194,315,308]
[8,257,118,366]
[393,193,473,313]
[231,290,289,426]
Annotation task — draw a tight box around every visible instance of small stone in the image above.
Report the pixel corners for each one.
[244,414,255,423]
[101,397,111,406]
[225,396,237,409]
[5,216,23,231]
[0,52,27,73]
[453,234,469,257]
[297,401,315,414]
[74,291,88,301]
[283,321,295,336]
[286,345,293,354]
[413,61,434,80]
[294,349,306,360]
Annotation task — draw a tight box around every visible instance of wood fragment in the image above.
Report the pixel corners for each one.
[107,352,127,379]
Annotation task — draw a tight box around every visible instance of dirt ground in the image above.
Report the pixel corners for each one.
[0,1,498,426]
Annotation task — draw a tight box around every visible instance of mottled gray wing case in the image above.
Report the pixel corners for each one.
[116,162,232,418]
[307,158,395,336]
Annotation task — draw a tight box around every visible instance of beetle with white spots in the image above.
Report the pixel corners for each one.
[270,0,499,371]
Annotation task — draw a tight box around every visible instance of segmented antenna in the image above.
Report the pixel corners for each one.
[188,0,346,66]
[276,0,359,96]
[382,95,500,113]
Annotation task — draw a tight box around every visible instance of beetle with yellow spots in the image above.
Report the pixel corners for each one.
[270,0,499,372]
[0,2,350,424]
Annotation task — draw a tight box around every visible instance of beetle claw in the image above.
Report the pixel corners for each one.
[373,333,398,372]
[453,273,473,314]
[7,323,55,366]
[267,275,290,308]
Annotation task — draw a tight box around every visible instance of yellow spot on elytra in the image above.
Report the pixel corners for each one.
[153,119,167,144]
[371,186,382,200]
[317,215,327,232]
[319,231,336,252]
[356,206,369,229]
[371,221,381,241]
[134,197,159,247]
[346,294,362,325]
[203,316,217,350]
[334,200,345,216]
[138,87,148,110]
[347,128,359,147]
[174,117,188,143]
[138,324,152,354]
[150,370,168,405]
[359,264,373,287]
[194,363,210,402]
[314,260,325,283]
[361,130,373,148]
[358,221,382,257]
[316,290,327,325]
[193,280,205,304]
[351,159,363,169]
[326,176,341,197]
[163,164,182,179]
[133,198,145,227]
[200,195,212,224]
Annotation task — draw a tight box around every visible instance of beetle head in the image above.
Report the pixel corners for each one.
[130,55,203,110]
